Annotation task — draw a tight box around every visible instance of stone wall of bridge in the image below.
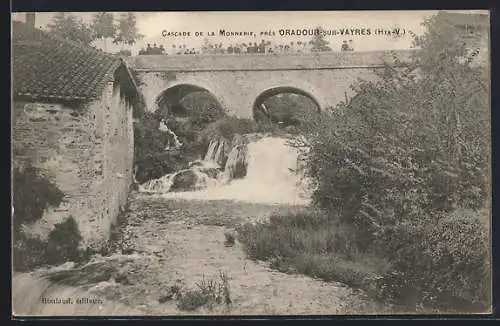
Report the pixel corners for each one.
[136,68,382,118]
[127,50,415,117]
[125,50,416,71]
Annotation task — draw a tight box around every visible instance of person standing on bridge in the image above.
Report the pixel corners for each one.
[341,40,349,52]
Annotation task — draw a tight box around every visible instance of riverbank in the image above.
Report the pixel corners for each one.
[13,193,381,316]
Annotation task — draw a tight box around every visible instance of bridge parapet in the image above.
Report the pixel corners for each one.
[125,49,418,72]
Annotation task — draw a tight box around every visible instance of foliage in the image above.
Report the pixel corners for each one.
[198,116,258,142]
[91,12,116,40]
[13,164,65,237]
[12,163,86,271]
[47,13,95,45]
[309,26,332,52]
[13,216,83,272]
[374,209,490,311]
[133,112,199,183]
[254,11,490,312]
[178,92,227,131]
[113,13,144,46]
[177,271,231,311]
[44,216,83,265]
[237,209,390,289]
[258,93,320,126]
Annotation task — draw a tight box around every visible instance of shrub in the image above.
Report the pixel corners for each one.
[13,164,65,234]
[258,93,320,126]
[375,209,490,312]
[198,116,258,142]
[12,161,87,271]
[45,216,83,265]
[180,91,227,130]
[13,216,84,271]
[272,12,491,312]
[133,111,205,183]
[237,209,390,291]
[177,271,231,311]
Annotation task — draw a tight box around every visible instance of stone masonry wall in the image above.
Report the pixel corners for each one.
[137,68,381,118]
[125,50,416,71]
[12,81,134,250]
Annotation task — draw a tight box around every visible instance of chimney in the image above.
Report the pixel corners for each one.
[25,13,36,27]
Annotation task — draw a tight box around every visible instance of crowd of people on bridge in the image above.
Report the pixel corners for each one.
[138,43,166,55]
[138,39,355,56]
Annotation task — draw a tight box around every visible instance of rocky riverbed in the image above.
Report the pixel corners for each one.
[13,192,382,316]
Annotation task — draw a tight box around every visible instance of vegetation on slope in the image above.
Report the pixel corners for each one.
[13,164,84,271]
[237,11,491,313]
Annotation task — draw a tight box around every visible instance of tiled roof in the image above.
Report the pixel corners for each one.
[12,20,122,101]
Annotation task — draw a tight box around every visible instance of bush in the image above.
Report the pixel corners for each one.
[13,164,65,234]
[177,271,231,311]
[133,111,205,183]
[180,91,227,130]
[258,93,320,126]
[198,116,258,142]
[375,209,490,311]
[45,216,83,265]
[260,12,491,312]
[13,216,84,271]
[237,209,391,290]
[12,163,86,271]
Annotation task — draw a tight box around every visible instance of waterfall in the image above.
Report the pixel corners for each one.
[139,168,218,193]
[158,136,312,205]
[159,120,182,150]
[204,139,219,161]
[222,144,248,182]
[204,138,226,166]
[139,172,177,193]
[139,137,231,194]
[137,133,312,204]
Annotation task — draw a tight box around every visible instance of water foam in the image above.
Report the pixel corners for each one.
[157,137,312,205]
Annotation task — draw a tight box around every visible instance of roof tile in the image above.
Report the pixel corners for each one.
[12,21,122,101]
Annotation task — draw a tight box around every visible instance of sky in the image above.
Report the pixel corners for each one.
[11,10,488,55]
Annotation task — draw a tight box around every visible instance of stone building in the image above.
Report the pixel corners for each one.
[12,18,142,250]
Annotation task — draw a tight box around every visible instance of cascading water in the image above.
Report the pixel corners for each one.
[159,119,182,150]
[221,144,248,183]
[139,137,229,193]
[152,136,312,205]
[13,135,313,316]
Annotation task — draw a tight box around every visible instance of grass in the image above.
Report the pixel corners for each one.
[236,208,392,302]
[236,206,491,313]
[176,271,232,311]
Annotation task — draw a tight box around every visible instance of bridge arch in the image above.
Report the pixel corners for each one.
[248,75,328,110]
[155,83,225,117]
[252,85,322,125]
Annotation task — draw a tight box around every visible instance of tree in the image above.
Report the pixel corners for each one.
[309,26,332,52]
[91,12,116,52]
[298,11,490,309]
[47,13,95,45]
[113,12,144,47]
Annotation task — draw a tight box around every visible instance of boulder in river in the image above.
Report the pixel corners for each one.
[169,170,200,192]
[169,169,218,192]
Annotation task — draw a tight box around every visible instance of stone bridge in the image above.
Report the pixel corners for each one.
[125,50,416,119]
